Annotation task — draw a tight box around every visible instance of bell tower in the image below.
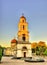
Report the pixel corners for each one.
[18,15,29,42]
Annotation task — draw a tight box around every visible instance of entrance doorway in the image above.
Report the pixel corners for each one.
[22,47,27,57]
[24,52,26,57]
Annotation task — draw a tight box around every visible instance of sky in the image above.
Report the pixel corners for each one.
[0,0,47,47]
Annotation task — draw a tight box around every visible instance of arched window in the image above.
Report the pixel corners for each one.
[23,34,25,37]
[22,34,25,41]
[23,25,25,30]
[22,47,27,51]
[22,20,24,22]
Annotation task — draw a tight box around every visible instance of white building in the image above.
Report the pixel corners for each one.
[11,15,32,58]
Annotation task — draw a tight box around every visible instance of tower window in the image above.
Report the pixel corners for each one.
[22,34,25,41]
[22,20,24,22]
[23,34,25,36]
[22,37,25,41]
[23,25,25,30]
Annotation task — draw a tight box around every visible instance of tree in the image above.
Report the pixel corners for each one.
[31,42,37,54]
[36,46,40,55]
[43,49,47,56]
[31,42,37,48]
[36,41,46,56]
[2,47,6,56]
[31,41,47,56]
[0,46,2,63]
[38,41,46,47]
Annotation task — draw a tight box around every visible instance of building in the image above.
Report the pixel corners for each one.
[3,47,12,56]
[11,38,17,49]
[11,38,17,56]
[11,15,32,58]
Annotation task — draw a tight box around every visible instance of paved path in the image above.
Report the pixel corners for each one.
[0,57,47,65]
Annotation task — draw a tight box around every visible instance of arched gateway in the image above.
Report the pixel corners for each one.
[22,47,27,57]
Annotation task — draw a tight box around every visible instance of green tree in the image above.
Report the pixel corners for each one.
[36,46,40,55]
[43,49,47,56]
[0,46,3,63]
[36,46,46,56]
[36,41,46,56]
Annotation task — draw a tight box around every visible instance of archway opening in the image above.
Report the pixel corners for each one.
[22,37,25,41]
[22,34,26,41]
[22,47,27,57]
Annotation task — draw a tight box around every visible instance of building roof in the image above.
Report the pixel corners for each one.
[20,15,26,20]
[11,39,17,43]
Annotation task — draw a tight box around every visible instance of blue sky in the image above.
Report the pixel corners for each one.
[0,0,47,47]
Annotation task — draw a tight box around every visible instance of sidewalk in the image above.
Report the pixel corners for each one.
[0,56,47,65]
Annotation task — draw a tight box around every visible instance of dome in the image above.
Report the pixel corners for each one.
[11,39,17,43]
[20,15,26,20]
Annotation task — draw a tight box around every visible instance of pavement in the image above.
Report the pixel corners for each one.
[0,56,47,65]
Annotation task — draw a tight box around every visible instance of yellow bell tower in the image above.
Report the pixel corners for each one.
[18,15,29,42]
